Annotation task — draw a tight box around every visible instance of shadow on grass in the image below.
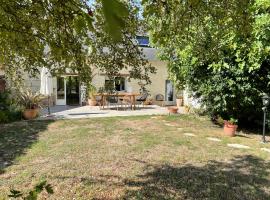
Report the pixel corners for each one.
[0,120,54,173]
[120,155,270,200]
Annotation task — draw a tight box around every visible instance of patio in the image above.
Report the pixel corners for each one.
[40,105,182,119]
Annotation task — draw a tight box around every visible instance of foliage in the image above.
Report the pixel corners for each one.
[88,0,156,86]
[17,89,44,110]
[1,0,153,87]
[227,118,238,125]
[88,85,97,99]
[9,180,53,200]
[0,91,21,123]
[143,0,270,126]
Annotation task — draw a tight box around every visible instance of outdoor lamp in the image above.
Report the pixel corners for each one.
[262,93,270,143]
[262,93,270,107]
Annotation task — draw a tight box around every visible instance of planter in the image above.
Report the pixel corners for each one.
[88,99,97,106]
[224,121,238,137]
[176,98,183,107]
[23,109,39,120]
[168,106,178,114]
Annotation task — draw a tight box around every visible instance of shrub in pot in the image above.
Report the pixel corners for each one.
[18,89,43,120]
[175,88,184,107]
[224,118,238,137]
[88,85,97,106]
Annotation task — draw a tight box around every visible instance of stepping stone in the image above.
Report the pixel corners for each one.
[227,144,250,149]
[177,128,183,131]
[165,123,175,127]
[261,148,270,153]
[184,133,196,137]
[207,137,222,142]
[151,116,158,119]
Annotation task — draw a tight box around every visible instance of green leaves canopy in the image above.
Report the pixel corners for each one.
[0,0,153,85]
[143,0,270,123]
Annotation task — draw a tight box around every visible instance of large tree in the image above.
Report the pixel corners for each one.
[143,0,270,125]
[0,0,154,85]
[88,0,155,85]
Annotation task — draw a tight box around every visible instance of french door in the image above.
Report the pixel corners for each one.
[56,77,66,105]
[165,80,174,104]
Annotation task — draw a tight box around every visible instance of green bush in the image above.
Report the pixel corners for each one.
[184,59,270,127]
[0,111,9,123]
[0,91,22,124]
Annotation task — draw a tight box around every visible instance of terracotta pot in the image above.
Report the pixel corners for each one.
[88,99,97,106]
[168,106,178,114]
[23,109,39,120]
[224,121,238,137]
[176,98,183,107]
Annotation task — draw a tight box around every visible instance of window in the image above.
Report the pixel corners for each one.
[115,77,125,91]
[136,36,150,47]
[105,77,126,92]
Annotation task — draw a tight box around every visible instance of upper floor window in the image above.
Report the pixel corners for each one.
[136,36,150,47]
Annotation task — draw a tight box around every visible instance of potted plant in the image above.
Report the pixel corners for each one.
[18,89,43,120]
[224,118,238,137]
[88,85,97,106]
[175,89,184,107]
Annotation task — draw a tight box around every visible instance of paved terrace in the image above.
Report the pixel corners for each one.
[40,105,184,119]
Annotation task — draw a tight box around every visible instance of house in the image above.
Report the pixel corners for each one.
[0,36,179,106]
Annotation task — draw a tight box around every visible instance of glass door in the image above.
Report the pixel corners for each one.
[56,77,66,105]
[66,76,80,105]
[165,80,174,104]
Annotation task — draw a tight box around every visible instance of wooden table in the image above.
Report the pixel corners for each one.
[94,93,140,110]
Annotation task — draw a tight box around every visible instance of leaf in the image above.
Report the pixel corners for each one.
[101,0,129,41]
[25,191,38,200]
[8,189,23,197]
[45,184,54,194]
[34,180,47,193]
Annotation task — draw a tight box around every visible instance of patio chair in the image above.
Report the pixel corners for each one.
[136,92,148,107]
[106,95,119,110]
[95,95,103,109]
[120,95,132,110]
[156,94,165,107]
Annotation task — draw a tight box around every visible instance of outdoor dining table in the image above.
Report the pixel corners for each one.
[94,92,140,110]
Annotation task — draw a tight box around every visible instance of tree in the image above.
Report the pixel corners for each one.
[0,0,153,86]
[88,0,155,86]
[143,0,270,125]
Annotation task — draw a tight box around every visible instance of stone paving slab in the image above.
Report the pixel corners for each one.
[261,148,270,153]
[165,123,176,127]
[184,133,196,137]
[207,137,222,142]
[227,144,250,149]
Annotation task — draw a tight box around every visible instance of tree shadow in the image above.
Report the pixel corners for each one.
[0,120,54,173]
[121,155,270,200]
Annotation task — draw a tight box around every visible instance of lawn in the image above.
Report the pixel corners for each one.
[1,115,270,199]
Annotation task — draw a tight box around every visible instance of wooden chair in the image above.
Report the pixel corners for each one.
[120,95,132,110]
[106,95,119,110]
[136,92,148,107]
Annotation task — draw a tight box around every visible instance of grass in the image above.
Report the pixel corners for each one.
[1,115,270,199]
